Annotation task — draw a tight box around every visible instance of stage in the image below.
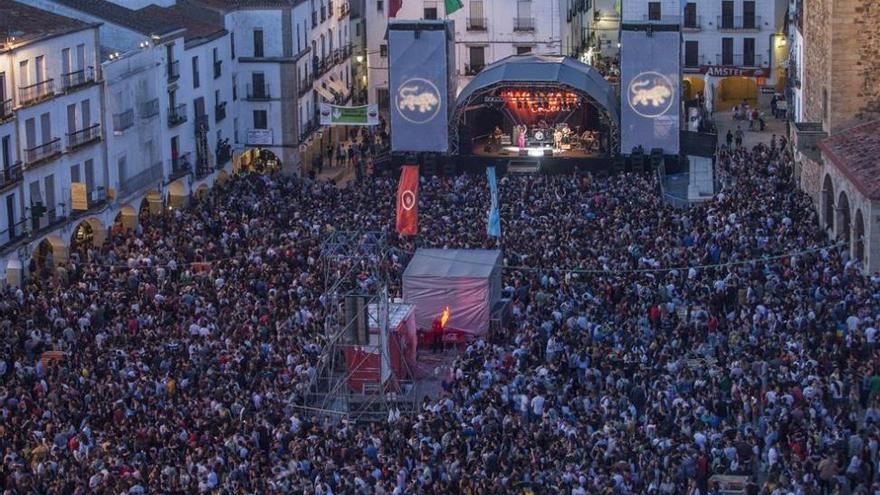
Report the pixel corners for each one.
[470,137,605,160]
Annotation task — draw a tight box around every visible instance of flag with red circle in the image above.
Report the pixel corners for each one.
[396,165,419,236]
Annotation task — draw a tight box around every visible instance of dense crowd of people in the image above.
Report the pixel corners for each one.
[0,134,879,495]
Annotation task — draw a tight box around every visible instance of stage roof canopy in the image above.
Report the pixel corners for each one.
[455,54,620,124]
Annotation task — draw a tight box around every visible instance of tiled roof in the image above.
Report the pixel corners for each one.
[139,4,224,41]
[0,0,95,49]
[190,0,296,11]
[819,120,880,200]
[52,0,183,36]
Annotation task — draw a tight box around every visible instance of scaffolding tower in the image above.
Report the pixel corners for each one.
[305,230,419,423]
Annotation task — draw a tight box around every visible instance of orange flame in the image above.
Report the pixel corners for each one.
[440,306,450,329]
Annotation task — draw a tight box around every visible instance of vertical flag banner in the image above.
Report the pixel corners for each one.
[486,166,501,237]
[396,165,419,235]
[445,0,463,15]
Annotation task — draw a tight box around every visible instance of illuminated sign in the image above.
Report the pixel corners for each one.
[395,78,441,124]
[627,71,674,119]
[700,65,767,77]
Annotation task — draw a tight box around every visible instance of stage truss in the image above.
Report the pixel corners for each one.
[302,230,419,423]
[449,81,620,157]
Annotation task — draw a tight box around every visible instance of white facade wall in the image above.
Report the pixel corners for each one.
[366,0,566,103]
[591,0,621,58]
[621,0,680,22]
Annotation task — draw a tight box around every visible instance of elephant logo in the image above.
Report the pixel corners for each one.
[396,78,442,124]
[627,71,675,118]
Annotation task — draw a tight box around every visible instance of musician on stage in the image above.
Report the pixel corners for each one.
[492,126,503,146]
[517,125,527,150]
[553,127,563,151]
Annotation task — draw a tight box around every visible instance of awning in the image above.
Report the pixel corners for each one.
[316,86,335,101]
[327,78,346,95]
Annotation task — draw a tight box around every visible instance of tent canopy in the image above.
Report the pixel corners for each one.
[455,54,620,125]
[402,249,502,336]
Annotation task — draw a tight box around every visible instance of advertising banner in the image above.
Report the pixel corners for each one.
[246,129,273,146]
[71,183,88,211]
[396,165,419,235]
[389,22,450,153]
[319,103,380,126]
[620,29,681,155]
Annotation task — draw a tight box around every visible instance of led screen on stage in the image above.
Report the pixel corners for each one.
[388,23,451,153]
[620,29,681,155]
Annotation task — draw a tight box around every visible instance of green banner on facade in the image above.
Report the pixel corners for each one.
[319,103,380,126]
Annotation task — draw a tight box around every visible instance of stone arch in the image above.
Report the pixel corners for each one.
[113,204,138,234]
[854,208,866,264]
[822,174,834,233]
[167,179,187,210]
[139,191,163,217]
[70,217,106,253]
[32,234,67,275]
[836,190,851,246]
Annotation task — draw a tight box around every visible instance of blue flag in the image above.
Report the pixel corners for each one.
[486,166,501,237]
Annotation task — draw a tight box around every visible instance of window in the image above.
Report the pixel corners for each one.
[192,56,200,89]
[822,88,828,121]
[213,48,219,65]
[721,37,733,65]
[516,45,532,55]
[253,110,267,129]
[377,0,383,11]
[231,32,236,59]
[648,2,661,21]
[721,1,733,28]
[424,7,438,19]
[233,117,239,143]
[76,44,85,71]
[684,41,699,67]
[214,89,221,107]
[468,46,485,74]
[35,56,45,83]
[684,2,697,28]
[380,44,387,57]
[377,88,390,111]
[743,1,756,28]
[356,23,361,36]
[84,159,94,193]
[232,75,237,101]
[253,29,264,57]
[61,48,71,76]
[743,38,755,66]
[70,164,80,183]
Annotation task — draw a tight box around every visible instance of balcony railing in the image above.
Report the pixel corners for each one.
[168,104,187,127]
[0,99,12,122]
[246,83,271,100]
[298,74,315,97]
[333,44,352,64]
[0,162,23,190]
[215,102,226,123]
[717,15,762,30]
[640,14,681,23]
[19,79,54,106]
[118,161,163,199]
[60,67,95,91]
[683,54,709,69]
[464,64,484,76]
[168,152,192,181]
[167,60,180,82]
[338,2,350,19]
[716,54,764,67]
[213,60,222,79]
[467,17,487,30]
[67,123,101,149]
[513,17,535,31]
[140,98,159,119]
[682,15,702,30]
[113,109,134,133]
[299,118,319,143]
[24,138,61,166]
[216,148,232,168]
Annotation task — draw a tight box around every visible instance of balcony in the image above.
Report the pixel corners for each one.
[118,161,163,199]
[513,17,535,31]
[216,145,232,169]
[682,15,702,30]
[298,74,315,97]
[60,67,96,92]
[246,83,271,100]
[640,14,681,23]
[195,114,209,134]
[168,104,187,127]
[716,54,764,67]
[215,102,227,123]
[683,54,709,70]
[464,64,484,76]
[338,2,350,19]
[24,138,61,167]
[140,98,159,119]
[213,60,222,79]
[112,109,134,134]
[168,152,192,181]
[333,44,352,64]
[0,99,12,122]
[67,123,102,149]
[299,118,319,143]
[167,60,180,82]
[18,79,54,107]
[467,17,487,31]
[717,15,762,31]
[0,162,23,190]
